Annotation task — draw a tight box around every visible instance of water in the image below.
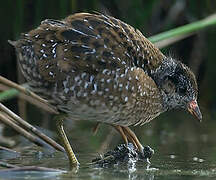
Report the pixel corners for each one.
[0,111,216,179]
[1,148,216,180]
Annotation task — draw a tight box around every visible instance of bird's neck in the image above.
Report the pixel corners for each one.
[149,58,178,111]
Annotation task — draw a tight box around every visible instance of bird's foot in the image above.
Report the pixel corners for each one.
[114,125,144,152]
[91,143,154,167]
[137,145,154,162]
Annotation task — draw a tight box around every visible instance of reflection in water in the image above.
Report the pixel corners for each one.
[128,163,156,180]
[88,161,156,180]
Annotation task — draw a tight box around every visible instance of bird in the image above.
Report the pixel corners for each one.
[9,12,202,167]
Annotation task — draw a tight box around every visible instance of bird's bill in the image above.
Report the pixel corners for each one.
[187,100,202,122]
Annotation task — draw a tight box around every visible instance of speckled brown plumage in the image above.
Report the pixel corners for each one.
[13,13,168,126]
[10,13,202,166]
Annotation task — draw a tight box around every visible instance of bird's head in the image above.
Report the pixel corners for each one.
[152,57,202,122]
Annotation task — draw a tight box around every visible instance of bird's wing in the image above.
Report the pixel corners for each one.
[17,13,165,83]
[63,13,166,72]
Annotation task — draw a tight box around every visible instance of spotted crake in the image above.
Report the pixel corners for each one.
[10,13,202,167]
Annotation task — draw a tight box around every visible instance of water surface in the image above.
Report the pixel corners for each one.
[1,111,216,180]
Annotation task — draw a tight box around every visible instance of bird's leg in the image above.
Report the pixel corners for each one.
[56,114,79,168]
[122,127,144,152]
[121,127,138,150]
[113,125,128,145]
[92,122,100,135]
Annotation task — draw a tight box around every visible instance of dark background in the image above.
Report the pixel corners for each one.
[0,0,216,154]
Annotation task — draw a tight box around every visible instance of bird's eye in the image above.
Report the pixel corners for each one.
[162,79,176,94]
[178,86,187,95]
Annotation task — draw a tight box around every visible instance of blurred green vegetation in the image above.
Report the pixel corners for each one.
[0,0,216,157]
